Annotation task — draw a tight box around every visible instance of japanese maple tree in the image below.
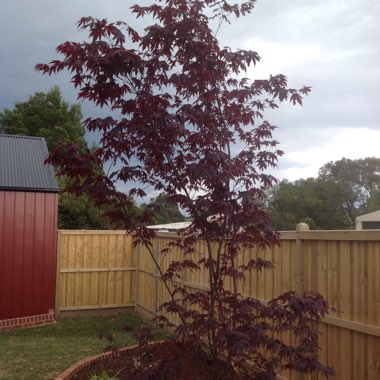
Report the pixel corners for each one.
[37,0,333,378]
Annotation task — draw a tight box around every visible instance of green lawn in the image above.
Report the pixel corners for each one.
[0,313,166,380]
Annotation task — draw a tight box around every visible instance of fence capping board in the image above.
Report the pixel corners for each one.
[57,228,380,241]
[297,230,380,241]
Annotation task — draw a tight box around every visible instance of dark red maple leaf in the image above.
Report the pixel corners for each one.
[37,1,333,378]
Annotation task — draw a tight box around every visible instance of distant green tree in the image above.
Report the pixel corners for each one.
[0,87,139,229]
[266,180,299,230]
[58,176,141,229]
[318,157,380,224]
[365,191,380,214]
[142,194,185,225]
[0,86,85,150]
[58,189,113,229]
[268,178,351,230]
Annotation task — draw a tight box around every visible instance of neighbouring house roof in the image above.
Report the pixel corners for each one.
[147,221,192,231]
[356,210,380,222]
[0,134,59,192]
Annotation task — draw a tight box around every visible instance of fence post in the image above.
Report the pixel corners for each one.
[54,230,62,318]
[295,223,309,295]
[295,223,309,380]
[154,236,160,316]
[134,239,140,314]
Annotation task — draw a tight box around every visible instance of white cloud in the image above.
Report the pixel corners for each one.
[1,0,379,186]
[276,127,380,181]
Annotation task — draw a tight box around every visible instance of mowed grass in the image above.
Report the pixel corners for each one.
[0,313,167,380]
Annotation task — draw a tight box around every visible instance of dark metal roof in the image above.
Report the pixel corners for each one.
[0,134,59,192]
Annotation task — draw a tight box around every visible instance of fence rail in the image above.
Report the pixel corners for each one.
[56,228,380,380]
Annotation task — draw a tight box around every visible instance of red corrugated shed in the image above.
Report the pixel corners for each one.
[0,191,58,319]
[0,135,59,321]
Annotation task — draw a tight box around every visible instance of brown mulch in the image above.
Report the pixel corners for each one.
[71,340,239,380]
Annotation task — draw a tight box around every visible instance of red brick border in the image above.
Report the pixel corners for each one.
[0,309,55,331]
[55,345,139,380]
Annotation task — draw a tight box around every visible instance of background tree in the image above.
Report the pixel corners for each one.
[318,157,380,224]
[38,1,332,378]
[267,157,380,230]
[141,194,185,225]
[268,178,351,230]
[0,87,129,229]
[58,176,141,229]
[365,190,380,214]
[0,86,85,150]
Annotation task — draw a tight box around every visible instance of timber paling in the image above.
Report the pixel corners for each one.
[57,228,380,380]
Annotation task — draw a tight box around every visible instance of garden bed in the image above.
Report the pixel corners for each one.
[60,340,238,380]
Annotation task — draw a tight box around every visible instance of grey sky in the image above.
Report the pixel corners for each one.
[1,0,379,182]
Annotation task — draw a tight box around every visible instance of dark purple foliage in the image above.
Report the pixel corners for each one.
[37,0,333,378]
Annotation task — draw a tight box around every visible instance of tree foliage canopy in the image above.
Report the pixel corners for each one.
[319,157,380,224]
[268,157,380,230]
[142,194,185,225]
[37,1,332,377]
[0,87,129,229]
[365,190,380,213]
[0,86,85,150]
[268,178,351,230]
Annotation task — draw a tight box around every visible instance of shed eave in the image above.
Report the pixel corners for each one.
[0,186,60,193]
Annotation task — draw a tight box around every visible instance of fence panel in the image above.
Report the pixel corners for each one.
[57,228,380,379]
[134,229,380,380]
[299,231,380,379]
[57,230,136,312]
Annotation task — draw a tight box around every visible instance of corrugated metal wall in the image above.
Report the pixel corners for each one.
[0,191,58,319]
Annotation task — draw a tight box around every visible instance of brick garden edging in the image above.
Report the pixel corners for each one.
[0,309,55,331]
[55,345,139,380]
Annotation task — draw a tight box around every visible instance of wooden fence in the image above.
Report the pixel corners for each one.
[56,228,380,379]
[57,230,136,312]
